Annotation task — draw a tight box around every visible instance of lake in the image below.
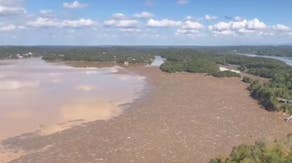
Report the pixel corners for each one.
[0,58,146,139]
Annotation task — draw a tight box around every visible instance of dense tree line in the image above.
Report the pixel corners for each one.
[159,49,219,74]
[0,46,155,64]
[246,72,292,114]
[41,47,155,64]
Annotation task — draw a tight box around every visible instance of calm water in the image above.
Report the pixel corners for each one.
[0,58,146,138]
[149,56,166,67]
[239,53,292,66]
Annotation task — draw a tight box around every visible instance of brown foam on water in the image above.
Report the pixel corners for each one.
[38,98,122,135]
[0,98,124,162]
[60,98,121,121]
[0,147,25,163]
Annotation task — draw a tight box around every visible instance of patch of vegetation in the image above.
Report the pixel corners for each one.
[242,76,253,83]
[212,71,241,78]
[210,134,292,163]
[159,49,219,74]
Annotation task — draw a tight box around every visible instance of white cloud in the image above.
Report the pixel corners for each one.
[234,16,243,21]
[104,19,139,28]
[147,18,181,27]
[112,13,127,19]
[27,17,59,28]
[0,24,17,31]
[119,28,141,32]
[209,22,230,31]
[205,15,217,21]
[177,0,189,5]
[258,31,275,36]
[0,0,22,5]
[209,18,267,36]
[63,1,87,9]
[185,16,194,20]
[27,17,96,28]
[246,18,267,30]
[231,20,247,30]
[176,28,199,35]
[0,24,26,32]
[104,13,140,31]
[176,20,204,36]
[134,11,154,19]
[213,30,236,36]
[208,18,292,37]
[180,20,204,30]
[272,24,290,31]
[62,19,96,28]
[40,9,52,15]
[0,5,26,16]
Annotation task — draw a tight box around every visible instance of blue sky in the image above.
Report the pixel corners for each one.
[0,0,292,45]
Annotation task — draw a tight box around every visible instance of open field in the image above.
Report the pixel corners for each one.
[2,66,292,163]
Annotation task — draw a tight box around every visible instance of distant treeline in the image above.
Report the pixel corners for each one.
[0,46,156,64]
[41,47,155,64]
[1,45,292,58]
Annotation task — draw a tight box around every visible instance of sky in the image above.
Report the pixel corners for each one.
[0,0,292,45]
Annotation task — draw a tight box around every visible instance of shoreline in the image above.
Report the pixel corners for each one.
[2,66,292,163]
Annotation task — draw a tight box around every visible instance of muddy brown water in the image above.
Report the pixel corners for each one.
[0,58,146,139]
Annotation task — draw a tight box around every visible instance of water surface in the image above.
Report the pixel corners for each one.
[149,56,166,67]
[239,53,292,66]
[0,58,146,138]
